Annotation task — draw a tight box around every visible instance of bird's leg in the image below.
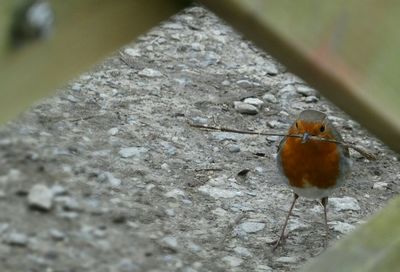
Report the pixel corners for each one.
[273,193,299,250]
[321,197,329,247]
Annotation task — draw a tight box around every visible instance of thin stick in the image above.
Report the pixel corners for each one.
[188,122,376,160]
[219,212,247,250]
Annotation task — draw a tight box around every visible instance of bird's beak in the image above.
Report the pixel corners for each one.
[301,132,310,144]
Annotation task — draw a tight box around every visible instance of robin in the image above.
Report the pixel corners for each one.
[274,109,351,249]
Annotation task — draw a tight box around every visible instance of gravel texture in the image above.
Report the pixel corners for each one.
[0,5,399,272]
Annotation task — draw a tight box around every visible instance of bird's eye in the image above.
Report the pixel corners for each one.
[320,125,325,132]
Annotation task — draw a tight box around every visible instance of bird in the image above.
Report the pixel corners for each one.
[273,109,351,249]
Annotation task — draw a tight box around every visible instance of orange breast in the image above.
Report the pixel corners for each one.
[280,137,340,189]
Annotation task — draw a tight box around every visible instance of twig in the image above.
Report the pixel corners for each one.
[194,168,224,172]
[188,122,376,160]
[219,212,248,250]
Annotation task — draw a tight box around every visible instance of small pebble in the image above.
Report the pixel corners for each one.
[267,120,287,129]
[233,246,252,257]
[262,93,278,104]
[55,196,81,211]
[276,256,298,264]
[255,265,273,272]
[0,223,9,234]
[116,258,140,272]
[163,22,184,30]
[330,197,360,212]
[160,236,179,251]
[222,256,243,267]
[71,83,81,92]
[98,172,122,187]
[372,182,388,190]
[5,232,28,247]
[191,116,208,125]
[233,101,259,115]
[107,127,119,136]
[304,95,319,103]
[28,184,54,211]
[212,132,243,142]
[164,189,186,199]
[124,48,141,57]
[51,185,67,196]
[138,68,163,78]
[330,221,356,234]
[296,85,316,96]
[236,79,256,88]
[49,229,65,241]
[198,185,242,199]
[238,221,265,233]
[243,97,264,108]
[228,145,240,153]
[119,147,148,158]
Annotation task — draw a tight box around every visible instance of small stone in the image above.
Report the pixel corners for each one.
[201,51,221,66]
[51,185,66,196]
[304,95,319,103]
[296,85,316,96]
[243,98,264,108]
[163,22,184,30]
[330,221,356,234]
[262,93,278,104]
[66,95,78,103]
[228,145,240,153]
[198,185,242,198]
[165,208,175,217]
[116,258,140,272]
[71,83,81,92]
[222,80,230,86]
[161,236,179,251]
[107,127,119,136]
[124,48,141,57]
[187,241,202,253]
[0,223,9,234]
[138,68,163,78]
[233,101,259,115]
[5,232,28,247]
[233,246,252,257]
[255,264,273,272]
[265,62,279,75]
[28,184,54,211]
[236,80,257,88]
[267,120,287,129]
[49,229,65,241]
[238,221,265,233]
[191,42,204,51]
[58,211,79,220]
[164,189,185,199]
[119,147,148,158]
[191,116,208,125]
[266,136,279,142]
[55,196,81,211]
[288,218,308,231]
[0,169,21,184]
[222,256,243,267]
[277,85,297,100]
[92,228,107,238]
[212,132,243,142]
[373,182,388,190]
[330,197,360,212]
[276,256,298,264]
[98,172,122,187]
